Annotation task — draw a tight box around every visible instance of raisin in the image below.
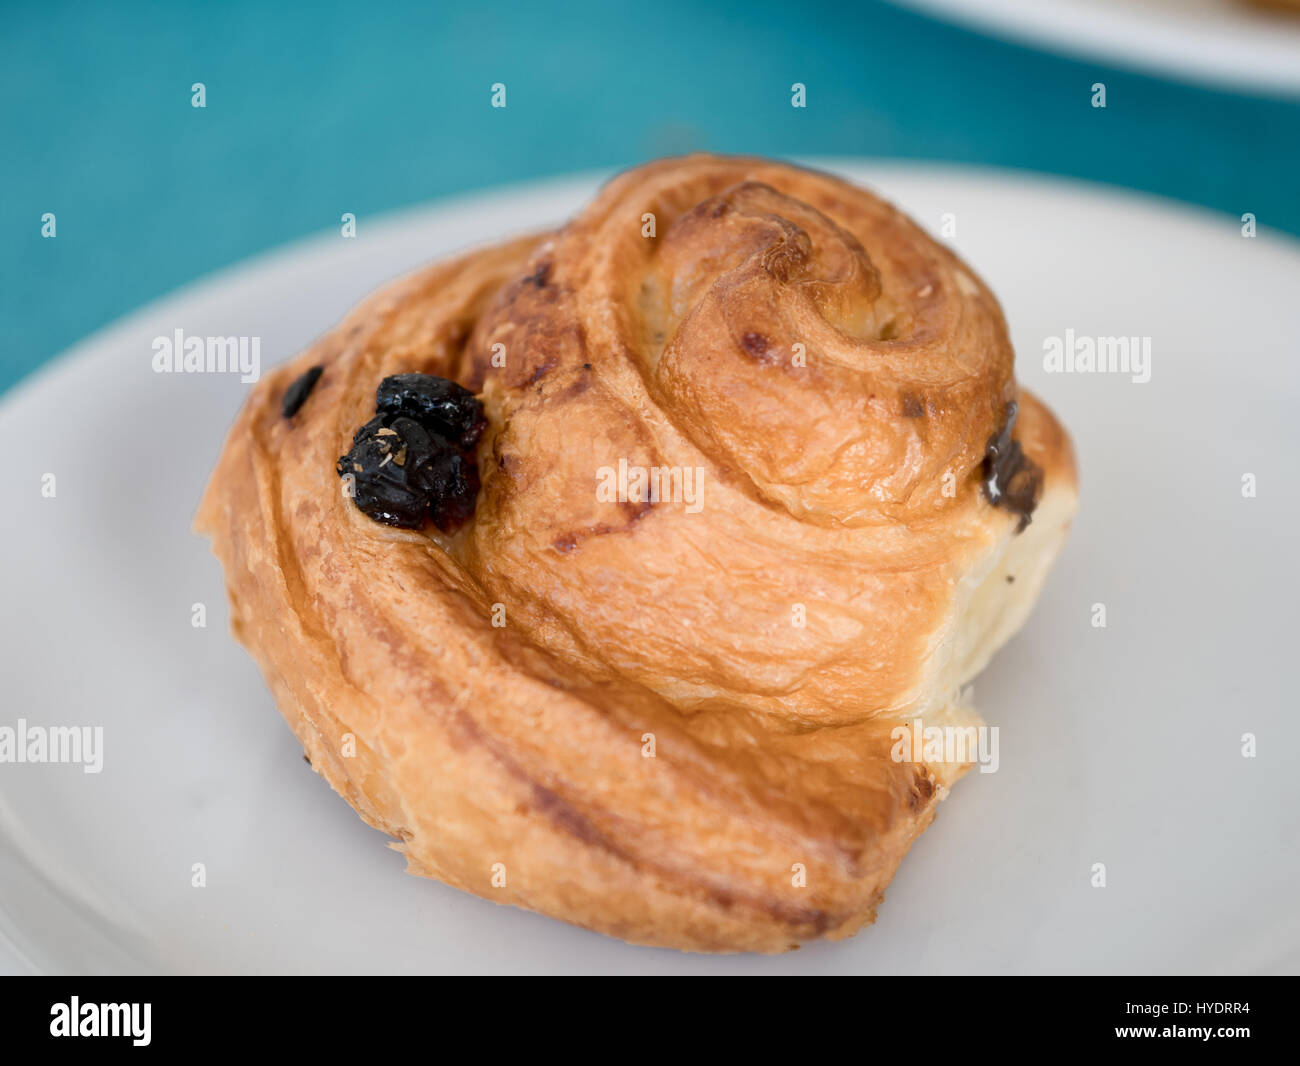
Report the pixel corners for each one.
[422,450,481,531]
[981,401,1043,533]
[338,373,486,531]
[282,365,323,419]
[350,413,389,446]
[376,373,487,449]
[337,419,430,528]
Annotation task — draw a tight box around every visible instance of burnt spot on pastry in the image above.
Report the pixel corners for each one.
[907,768,936,813]
[554,373,592,401]
[528,782,608,848]
[551,521,621,554]
[551,501,653,555]
[620,498,655,523]
[496,449,522,477]
[281,365,323,419]
[337,374,485,531]
[902,393,924,419]
[740,331,773,362]
[525,355,558,386]
[522,261,552,288]
[498,320,586,391]
[981,401,1043,533]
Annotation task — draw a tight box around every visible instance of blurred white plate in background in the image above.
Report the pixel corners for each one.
[0,162,1297,974]
[893,0,1300,95]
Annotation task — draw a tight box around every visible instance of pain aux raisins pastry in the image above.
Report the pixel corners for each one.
[196,155,1078,953]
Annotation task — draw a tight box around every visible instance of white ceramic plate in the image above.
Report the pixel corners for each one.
[1,162,1297,975]
[891,0,1300,95]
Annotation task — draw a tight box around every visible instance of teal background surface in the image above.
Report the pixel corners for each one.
[3,0,1298,395]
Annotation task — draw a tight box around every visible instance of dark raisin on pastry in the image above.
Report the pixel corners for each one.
[281,365,323,419]
[337,374,484,531]
[982,401,1043,533]
[376,372,487,449]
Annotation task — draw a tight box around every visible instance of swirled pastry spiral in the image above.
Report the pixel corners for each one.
[196,155,1078,953]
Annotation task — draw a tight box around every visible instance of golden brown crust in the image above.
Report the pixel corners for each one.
[196,155,1078,953]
